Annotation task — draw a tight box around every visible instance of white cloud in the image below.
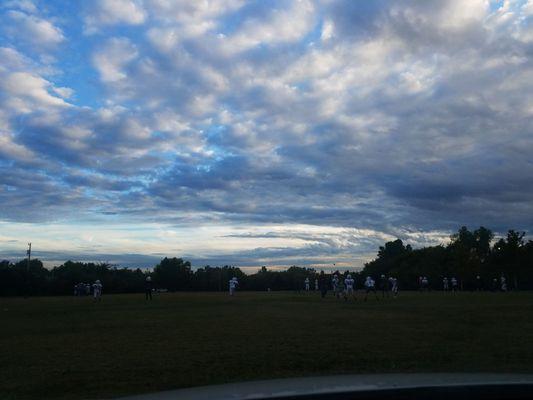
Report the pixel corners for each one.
[438,0,489,31]
[2,0,37,14]
[92,38,138,82]
[523,0,533,16]
[321,19,334,41]
[1,72,70,112]
[0,133,36,162]
[84,0,147,33]
[0,46,31,72]
[52,86,74,99]
[146,0,244,23]
[219,0,315,53]
[146,27,180,53]
[4,10,64,48]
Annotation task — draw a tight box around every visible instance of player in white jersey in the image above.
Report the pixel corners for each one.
[229,277,238,295]
[391,277,399,297]
[92,280,103,301]
[332,274,340,297]
[364,276,379,301]
[451,277,458,293]
[421,276,429,291]
[500,275,507,292]
[304,277,310,292]
[343,274,355,301]
[443,277,449,292]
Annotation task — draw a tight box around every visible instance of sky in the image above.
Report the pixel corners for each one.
[0,0,532,270]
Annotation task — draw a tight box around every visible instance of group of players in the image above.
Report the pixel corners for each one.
[73,280,103,300]
[298,272,511,299]
[79,272,510,301]
[437,275,508,292]
[302,273,399,301]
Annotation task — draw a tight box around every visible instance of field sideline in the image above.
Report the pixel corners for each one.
[1,291,533,399]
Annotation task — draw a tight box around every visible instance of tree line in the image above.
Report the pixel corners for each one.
[0,257,317,296]
[362,226,533,290]
[1,226,532,296]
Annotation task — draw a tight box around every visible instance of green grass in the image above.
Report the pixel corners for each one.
[1,291,533,399]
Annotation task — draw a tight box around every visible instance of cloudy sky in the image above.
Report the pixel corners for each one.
[1,0,532,270]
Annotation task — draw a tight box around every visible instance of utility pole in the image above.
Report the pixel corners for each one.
[25,243,31,297]
[27,242,31,271]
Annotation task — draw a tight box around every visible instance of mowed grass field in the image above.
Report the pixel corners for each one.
[1,291,533,399]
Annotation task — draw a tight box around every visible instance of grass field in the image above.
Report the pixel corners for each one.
[1,291,533,399]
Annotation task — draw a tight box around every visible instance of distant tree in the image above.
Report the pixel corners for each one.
[495,230,526,289]
[11,259,49,295]
[0,260,21,296]
[285,266,315,291]
[378,239,411,259]
[449,226,477,288]
[363,239,411,282]
[360,226,526,291]
[191,266,238,291]
[473,226,494,262]
[153,257,192,291]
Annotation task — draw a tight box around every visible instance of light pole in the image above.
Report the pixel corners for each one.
[27,243,31,271]
[26,243,31,297]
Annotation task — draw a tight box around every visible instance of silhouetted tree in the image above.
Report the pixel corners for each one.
[153,257,192,291]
